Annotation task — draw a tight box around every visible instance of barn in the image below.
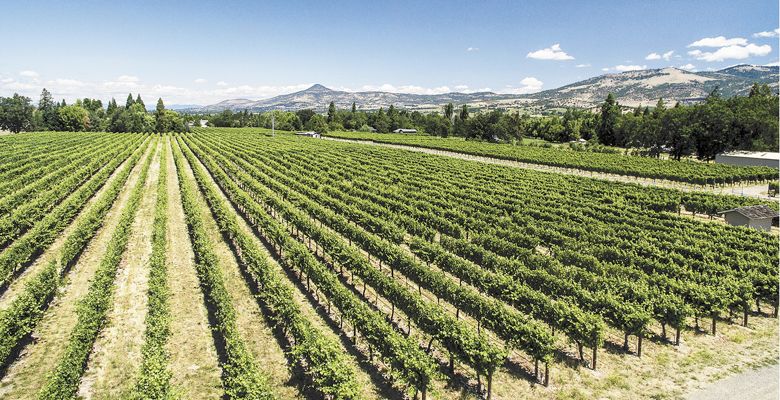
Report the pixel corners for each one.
[715,151,780,168]
[719,205,779,231]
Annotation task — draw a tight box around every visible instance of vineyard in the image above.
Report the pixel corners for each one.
[323,131,778,185]
[0,128,776,400]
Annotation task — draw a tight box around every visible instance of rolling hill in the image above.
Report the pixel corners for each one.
[188,65,778,113]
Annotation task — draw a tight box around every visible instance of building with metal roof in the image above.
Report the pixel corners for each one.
[719,205,779,231]
[715,151,780,168]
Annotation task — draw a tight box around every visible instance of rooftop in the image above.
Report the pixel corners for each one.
[717,151,780,160]
[719,205,779,220]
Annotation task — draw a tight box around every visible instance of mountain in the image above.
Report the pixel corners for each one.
[188,65,778,113]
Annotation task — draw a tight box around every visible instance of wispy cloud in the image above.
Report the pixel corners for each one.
[753,28,780,38]
[216,81,228,86]
[688,43,771,62]
[19,70,39,78]
[194,78,207,83]
[678,63,696,71]
[604,64,647,72]
[575,63,591,68]
[466,47,479,52]
[688,36,748,47]
[360,84,452,95]
[526,44,574,60]
[500,77,543,94]
[645,52,661,60]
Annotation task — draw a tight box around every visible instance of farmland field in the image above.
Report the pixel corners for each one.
[0,128,777,400]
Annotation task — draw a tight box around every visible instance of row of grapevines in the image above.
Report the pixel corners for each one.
[171,139,275,399]
[0,135,151,370]
[0,134,148,291]
[323,131,776,184]
[38,137,156,399]
[176,136,438,398]
[174,136,361,399]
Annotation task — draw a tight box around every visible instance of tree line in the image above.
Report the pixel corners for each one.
[197,83,777,161]
[0,89,186,133]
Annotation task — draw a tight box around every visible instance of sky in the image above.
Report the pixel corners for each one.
[0,0,778,105]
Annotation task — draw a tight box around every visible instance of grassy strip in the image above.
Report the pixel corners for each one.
[0,136,150,372]
[177,135,360,398]
[132,136,175,398]
[171,137,275,400]
[37,138,156,399]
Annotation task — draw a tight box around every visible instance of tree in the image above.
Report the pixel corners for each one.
[107,98,118,115]
[597,94,621,146]
[327,101,336,123]
[351,102,357,113]
[296,109,316,128]
[0,94,35,133]
[443,103,454,121]
[135,94,145,110]
[126,93,135,109]
[38,88,58,130]
[57,105,90,131]
[459,104,469,121]
[306,114,329,133]
[155,98,166,133]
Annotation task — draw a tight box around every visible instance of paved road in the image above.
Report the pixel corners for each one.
[687,364,779,400]
[323,136,778,201]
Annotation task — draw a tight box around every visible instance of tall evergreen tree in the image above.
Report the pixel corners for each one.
[135,94,145,109]
[351,102,357,113]
[126,93,135,109]
[597,93,621,146]
[327,101,336,123]
[38,88,58,130]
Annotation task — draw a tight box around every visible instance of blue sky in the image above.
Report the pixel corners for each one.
[1,0,777,105]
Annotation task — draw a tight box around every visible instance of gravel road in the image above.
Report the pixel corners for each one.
[687,364,779,400]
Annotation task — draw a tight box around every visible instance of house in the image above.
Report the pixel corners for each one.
[719,205,779,231]
[296,131,321,138]
[392,128,417,134]
[199,119,209,128]
[715,151,780,168]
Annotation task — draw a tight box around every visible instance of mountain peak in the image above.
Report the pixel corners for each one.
[305,84,332,92]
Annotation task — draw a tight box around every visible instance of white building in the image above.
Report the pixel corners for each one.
[392,128,418,134]
[719,205,778,231]
[296,131,321,138]
[715,151,780,168]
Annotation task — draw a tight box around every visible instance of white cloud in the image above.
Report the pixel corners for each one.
[360,84,452,95]
[764,60,779,66]
[678,63,696,71]
[526,44,574,60]
[688,36,748,47]
[216,81,228,86]
[466,47,479,52]
[575,63,591,68]
[688,43,772,62]
[601,67,610,72]
[753,28,780,38]
[194,78,207,84]
[647,51,674,61]
[500,77,543,94]
[614,64,647,72]
[48,78,85,87]
[454,85,469,91]
[19,70,39,78]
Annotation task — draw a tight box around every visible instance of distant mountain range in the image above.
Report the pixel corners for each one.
[183,64,778,113]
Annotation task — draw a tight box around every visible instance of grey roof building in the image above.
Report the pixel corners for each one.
[719,205,779,231]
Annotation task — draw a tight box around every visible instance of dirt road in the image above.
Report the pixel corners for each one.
[687,364,779,400]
